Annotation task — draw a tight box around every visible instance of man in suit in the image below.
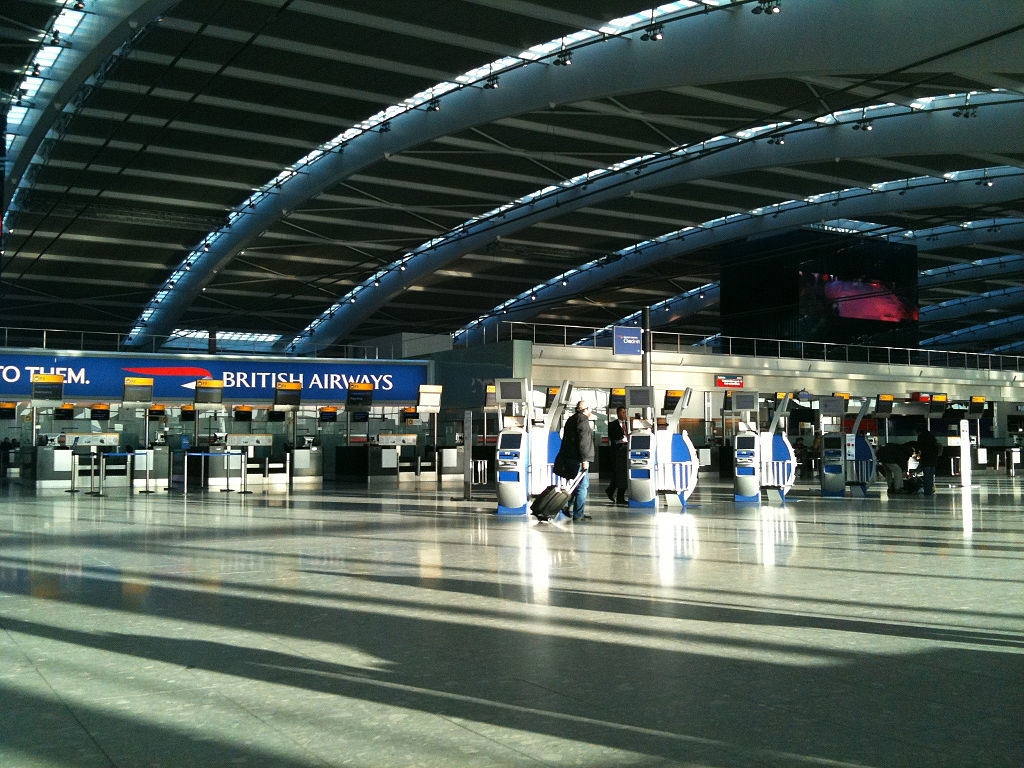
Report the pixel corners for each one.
[605,406,629,504]
[555,400,595,520]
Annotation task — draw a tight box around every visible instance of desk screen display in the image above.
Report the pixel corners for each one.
[122,377,154,403]
[274,382,302,406]
[346,384,373,409]
[32,375,64,403]
[194,380,224,404]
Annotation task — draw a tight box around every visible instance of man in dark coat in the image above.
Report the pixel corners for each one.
[554,400,595,520]
[605,406,629,504]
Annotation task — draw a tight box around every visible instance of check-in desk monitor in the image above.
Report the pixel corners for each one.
[625,386,655,412]
[31,374,65,408]
[346,382,373,417]
[275,381,302,407]
[0,403,16,420]
[123,377,154,406]
[417,384,442,414]
[194,379,224,405]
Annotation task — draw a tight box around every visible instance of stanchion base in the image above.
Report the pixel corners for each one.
[237,490,253,495]
[137,490,156,494]
[219,488,235,492]
[65,489,80,494]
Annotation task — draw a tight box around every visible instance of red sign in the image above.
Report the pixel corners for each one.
[715,375,744,388]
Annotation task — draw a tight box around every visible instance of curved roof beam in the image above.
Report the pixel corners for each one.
[454,169,1024,343]
[286,94,1024,353]
[587,220,1024,341]
[4,0,177,216]
[922,287,1024,322]
[121,0,1024,347]
[922,314,1024,349]
[919,250,1024,289]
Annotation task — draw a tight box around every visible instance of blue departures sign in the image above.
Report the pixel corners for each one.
[0,353,428,402]
[612,326,643,355]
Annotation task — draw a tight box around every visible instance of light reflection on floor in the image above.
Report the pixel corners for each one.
[1,474,1022,767]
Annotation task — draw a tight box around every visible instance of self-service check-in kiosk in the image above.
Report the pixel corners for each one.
[530,381,574,495]
[495,378,531,515]
[625,386,657,508]
[844,397,877,497]
[759,393,797,503]
[820,431,847,497]
[729,391,760,502]
[733,433,761,502]
[656,388,700,507]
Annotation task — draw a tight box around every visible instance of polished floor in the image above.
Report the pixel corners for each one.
[1,470,1021,768]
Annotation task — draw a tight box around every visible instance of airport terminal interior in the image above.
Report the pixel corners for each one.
[3,1,1024,766]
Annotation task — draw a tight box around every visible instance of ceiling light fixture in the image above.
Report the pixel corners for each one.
[752,0,781,14]
[426,97,440,112]
[852,120,873,130]
[640,23,663,41]
[767,136,785,144]
[553,50,572,66]
[483,74,499,89]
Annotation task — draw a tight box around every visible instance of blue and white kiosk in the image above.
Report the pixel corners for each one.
[656,387,701,507]
[624,386,658,509]
[494,377,576,515]
[729,391,761,502]
[819,394,877,498]
[758,392,797,503]
[494,378,531,515]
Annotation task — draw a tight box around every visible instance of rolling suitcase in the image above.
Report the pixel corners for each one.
[531,470,586,522]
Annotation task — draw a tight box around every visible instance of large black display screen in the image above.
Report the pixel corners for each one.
[720,230,918,346]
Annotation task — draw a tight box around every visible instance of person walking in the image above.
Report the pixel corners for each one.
[916,429,939,496]
[554,400,595,520]
[605,406,629,504]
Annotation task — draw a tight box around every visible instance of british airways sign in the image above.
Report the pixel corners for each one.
[0,353,428,402]
[612,326,643,356]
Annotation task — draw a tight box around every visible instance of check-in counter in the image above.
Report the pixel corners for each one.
[27,433,121,489]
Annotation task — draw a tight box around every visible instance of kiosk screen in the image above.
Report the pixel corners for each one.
[626,387,655,410]
[267,410,286,422]
[498,433,522,449]
[731,393,758,412]
[632,435,651,450]
[735,435,757,450]
[496,379,524,402]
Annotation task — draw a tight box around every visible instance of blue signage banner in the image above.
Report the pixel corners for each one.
[612,326,643,356]
[0,353,428,403]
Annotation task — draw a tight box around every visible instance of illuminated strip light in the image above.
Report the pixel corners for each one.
[4,8,85,152]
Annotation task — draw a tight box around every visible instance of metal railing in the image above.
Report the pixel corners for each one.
[0,326,381,359]
[455,321,1024,373]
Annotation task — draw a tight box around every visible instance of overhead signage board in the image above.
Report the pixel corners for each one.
[612,326,643,356]
[715,375,744,389]
[0,353,428,403]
